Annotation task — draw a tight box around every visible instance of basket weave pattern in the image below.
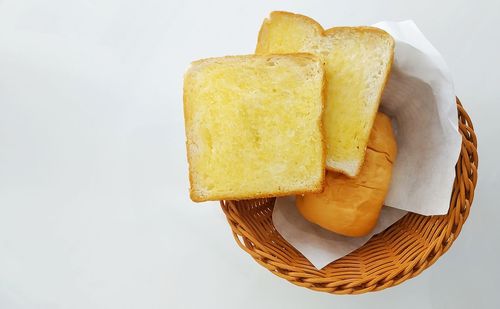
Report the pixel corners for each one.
[221,99,478,294]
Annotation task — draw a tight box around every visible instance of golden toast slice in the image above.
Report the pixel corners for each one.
[184,54,325,202]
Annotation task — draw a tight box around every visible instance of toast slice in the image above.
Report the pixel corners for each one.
[256,11,394,177]
[184,54,325,202]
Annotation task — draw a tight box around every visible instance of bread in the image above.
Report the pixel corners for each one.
[256,11,394,177]
[184,54,326,202]
[296,112,397,237]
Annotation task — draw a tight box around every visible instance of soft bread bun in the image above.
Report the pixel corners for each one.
[296,112,397,237]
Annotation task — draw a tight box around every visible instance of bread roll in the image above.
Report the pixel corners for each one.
[256,11,394,177]
[296,112,397,237]
[184,54,326,202]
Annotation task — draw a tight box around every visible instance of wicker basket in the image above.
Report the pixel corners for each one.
[221,98,478,295]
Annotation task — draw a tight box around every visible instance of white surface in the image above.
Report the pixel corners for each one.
[273,197,407,269]
[0,0,498,308]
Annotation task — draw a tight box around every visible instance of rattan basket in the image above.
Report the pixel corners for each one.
[221,98,478,295]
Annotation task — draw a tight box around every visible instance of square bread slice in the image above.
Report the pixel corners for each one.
[256,11,394,177]
[184,54,325,202]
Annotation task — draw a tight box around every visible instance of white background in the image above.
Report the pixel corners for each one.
[0,0,498,308]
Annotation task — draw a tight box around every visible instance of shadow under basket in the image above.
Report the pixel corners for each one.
[220,98,478,295]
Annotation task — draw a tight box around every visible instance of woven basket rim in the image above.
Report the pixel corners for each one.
[220,98,478,295]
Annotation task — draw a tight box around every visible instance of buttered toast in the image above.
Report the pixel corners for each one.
[184,54,325,202]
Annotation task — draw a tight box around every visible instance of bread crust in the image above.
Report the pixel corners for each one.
[183,68,197,202]
[184,53,326,202]
[256,11,395,178]
[189,52,321,67]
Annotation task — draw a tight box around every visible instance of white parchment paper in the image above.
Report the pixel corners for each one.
[373,20,462,215]
[272,20,462,269]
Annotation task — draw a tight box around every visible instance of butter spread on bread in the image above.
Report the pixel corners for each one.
[184,54,325,202]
